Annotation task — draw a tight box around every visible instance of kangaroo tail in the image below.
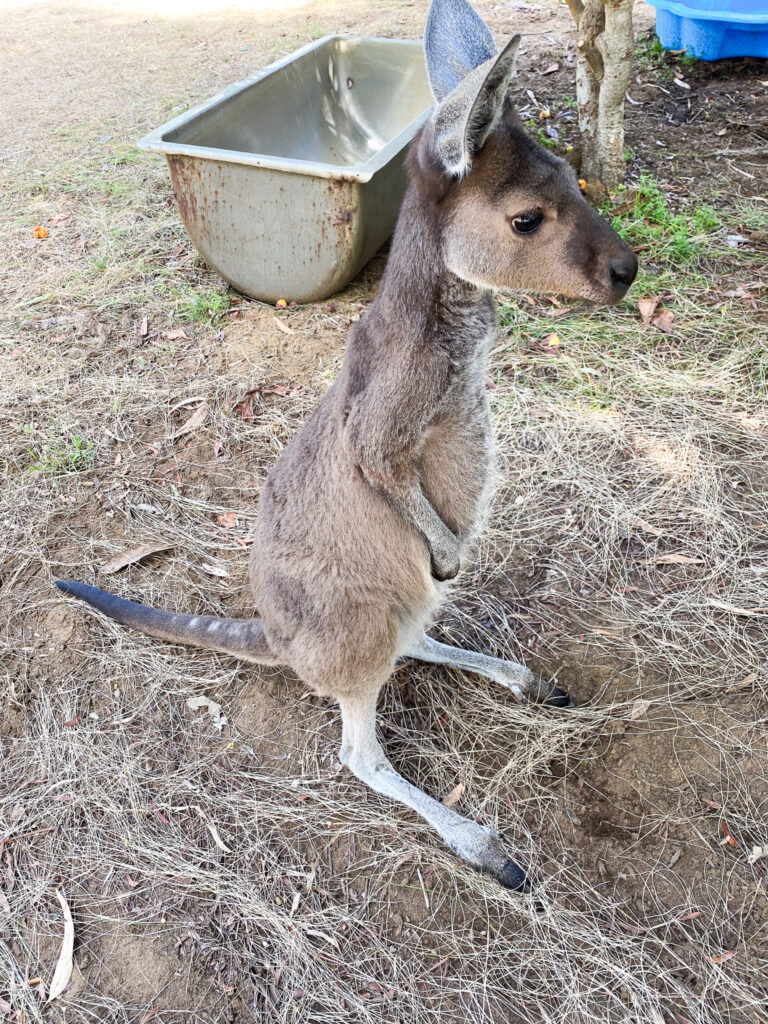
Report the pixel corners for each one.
[55,580,277,665]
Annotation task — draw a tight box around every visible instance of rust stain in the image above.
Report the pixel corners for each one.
[333,208,353,227]
[165,157,370,300]
[168,156,203,228]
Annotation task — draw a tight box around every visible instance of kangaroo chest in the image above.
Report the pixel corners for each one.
[418,365,496,540]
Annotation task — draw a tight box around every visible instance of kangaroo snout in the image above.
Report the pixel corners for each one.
[568,204,639,304]
[607,250,638,302]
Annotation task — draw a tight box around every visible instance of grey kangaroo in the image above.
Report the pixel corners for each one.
[56,0,637,890]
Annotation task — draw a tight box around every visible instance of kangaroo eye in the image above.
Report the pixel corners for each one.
[511,211,544,235]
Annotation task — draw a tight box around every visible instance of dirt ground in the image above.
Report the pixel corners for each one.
[1,1,767,1022]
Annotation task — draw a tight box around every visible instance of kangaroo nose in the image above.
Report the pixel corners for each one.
[608,253,638,293]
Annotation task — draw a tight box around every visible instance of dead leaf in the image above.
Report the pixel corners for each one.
[139,316,148,337]
[152,800,169,825]
[442,780,466,807]
[50,213,73,227]
[747,845,768,865]
[193,805,231,853]
[170,403,208,440]
[187,695,227,732]
[99,542,174,575]
[725,672,757,693]
[213,508,239,531]
[304,928,339,948]
[264,382,307,397]
[721,819,737,846]
[629,515,665,538]
[655,553,704,565]
[169,394,207,413]
[187,695,221,714]
[637,296,660,326]
[163,327,189,340]
[629,698,651,721]
[709,599,768,617]
[75,235,86,254]
[541,62,559,75]
[651,307,675,333]
[708,950,736,964]
[200,562,229,578]
[234,391,257,422]
[46,890,74,1003]
[272,316,295,335]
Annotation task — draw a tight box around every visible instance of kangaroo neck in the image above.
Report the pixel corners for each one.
[371,183,496,351]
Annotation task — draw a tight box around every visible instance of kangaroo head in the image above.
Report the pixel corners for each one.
[418,0,637,304]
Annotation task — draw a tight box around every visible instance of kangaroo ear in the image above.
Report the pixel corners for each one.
[424,0,497,102]
[428,34,520,178]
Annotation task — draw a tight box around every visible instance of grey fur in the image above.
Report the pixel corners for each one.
[424,0,497,101]
[56,0,637,890]
[54,581,277,664]
[430,35,521,177]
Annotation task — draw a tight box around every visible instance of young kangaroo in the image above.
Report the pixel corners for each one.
[56,0,637,890]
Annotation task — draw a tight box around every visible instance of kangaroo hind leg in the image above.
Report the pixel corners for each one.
[338,689,529,891]
[405,633,573,706]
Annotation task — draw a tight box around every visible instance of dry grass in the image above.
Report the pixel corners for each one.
[2,0,768,1022]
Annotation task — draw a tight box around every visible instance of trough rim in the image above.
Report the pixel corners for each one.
[137,34,435,184]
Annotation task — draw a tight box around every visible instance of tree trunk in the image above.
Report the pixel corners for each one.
[566,0,634,191]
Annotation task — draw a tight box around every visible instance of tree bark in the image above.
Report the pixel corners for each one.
[566,0,634,191]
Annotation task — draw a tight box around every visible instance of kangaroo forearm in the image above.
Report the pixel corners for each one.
[359,462,460,579]
[402,488,461,581]
[407,487,452,548]
[359,460,430,532]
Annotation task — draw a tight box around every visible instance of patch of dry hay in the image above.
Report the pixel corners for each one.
[3,272,768,1021]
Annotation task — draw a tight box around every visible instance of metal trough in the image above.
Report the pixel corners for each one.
[138,36,434,303]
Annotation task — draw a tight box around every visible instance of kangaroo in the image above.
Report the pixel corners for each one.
[56,0,637,891]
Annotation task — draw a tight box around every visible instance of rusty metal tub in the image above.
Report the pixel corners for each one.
[138,36,433,303]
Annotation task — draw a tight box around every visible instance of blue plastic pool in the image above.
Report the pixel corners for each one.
[648,0,768,59]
